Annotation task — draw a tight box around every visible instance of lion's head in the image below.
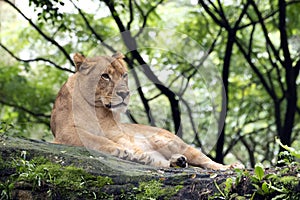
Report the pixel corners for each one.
[73,53,130,112]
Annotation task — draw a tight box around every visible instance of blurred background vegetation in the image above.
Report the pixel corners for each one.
[0,0,299,168]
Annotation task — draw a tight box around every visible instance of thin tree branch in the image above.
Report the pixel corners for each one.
[124,56,156,126]
[264,38,286,98]
[0,43,74,73]
[186,28,222,80]
[3,0,74,67]
[216,0,229,28]
[125,110,138,124]
[235,38,277,100]
[233,1,251,30]
[133,0,164,38]
[69,0,116,53]
[247,22,255,57]
[104,0,183,136]
[0,100,50,119]
[249,0,284,66]
[167,28,223,95]
[179,96,200,147]
[240,136,255,167]
[127,0,134,30]
[198,0,226,28]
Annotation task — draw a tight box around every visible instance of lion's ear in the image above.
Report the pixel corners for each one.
[73,53,86,72]
[112,52,125,60]
[112,52,127,70]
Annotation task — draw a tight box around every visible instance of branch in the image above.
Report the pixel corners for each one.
[125,110,138,124]
[167,28,223,95]
[70,0,116,53]
[124,56,156,126]
[148,93,162,101]
[216,0,229,28]
[0,43,74,73]
[240,136,255,167]
[235,38,277,100]
[179,97,200,147]
[278,0,292,69]
[186,28,222,80]
[198,0,228,28]
[0,99,50,127]
[127,0,134,30]
[238,0,300,30]
[267,46,286,99]
[104,0,183,136]
[247,21,256,57]
[104,0,126,32]
[239,6,278,30]
[3,0,74,67]
[223,126,268,159]
[0,100,50,118]
[133,0,164,38]
[249,0,284,66]
[233,1,251,30]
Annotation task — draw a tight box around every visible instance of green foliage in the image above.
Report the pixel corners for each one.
[212,163,300,200]
[29,0,65,25]
[211,172,248,200]
[276,137,300,159]
[250,164,300,199]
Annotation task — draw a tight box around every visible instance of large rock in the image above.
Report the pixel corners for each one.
[0,136,299,199]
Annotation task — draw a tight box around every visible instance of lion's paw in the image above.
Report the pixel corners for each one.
[170,154,188,168]
[228,162,245,169]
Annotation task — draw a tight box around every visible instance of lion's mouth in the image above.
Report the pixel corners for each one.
[105,102,128,109]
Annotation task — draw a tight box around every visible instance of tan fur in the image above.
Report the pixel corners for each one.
[51,53,244,170]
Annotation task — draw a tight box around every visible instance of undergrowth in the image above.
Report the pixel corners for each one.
[211,138,300,200]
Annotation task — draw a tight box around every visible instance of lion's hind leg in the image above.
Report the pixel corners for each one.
[184,146,230,170]
[183,146,245,170]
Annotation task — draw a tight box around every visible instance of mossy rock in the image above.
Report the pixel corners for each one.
[0,135,299,199]
[0,136,217,199]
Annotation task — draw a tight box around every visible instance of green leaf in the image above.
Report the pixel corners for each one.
[254,163,265,181]
[224,178,233,194]
[261,182,269,194]
[264,174,278,181]
[271,194,288,200]
[250,175,260,183]
[276,138,300,159]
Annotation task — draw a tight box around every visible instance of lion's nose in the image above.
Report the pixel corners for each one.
[117,91,129,100]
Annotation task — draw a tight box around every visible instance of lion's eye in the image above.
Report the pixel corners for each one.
[101,73,110,81]
[123,73,128,79]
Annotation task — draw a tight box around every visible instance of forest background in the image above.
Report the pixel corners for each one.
[0,0,299,168]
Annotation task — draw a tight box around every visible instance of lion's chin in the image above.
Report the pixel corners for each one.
[105,102,128,113]
[105,102,127,109]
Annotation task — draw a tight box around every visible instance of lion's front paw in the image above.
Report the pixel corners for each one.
[228,162,245,169]
[170,154,188,168]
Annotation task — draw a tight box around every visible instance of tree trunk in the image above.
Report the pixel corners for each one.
[215,32,235,163]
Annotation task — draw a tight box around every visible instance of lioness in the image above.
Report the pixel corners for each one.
[51,53,243,170]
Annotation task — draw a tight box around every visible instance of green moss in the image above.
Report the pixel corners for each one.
[139,180,183,199]
[0,153,113,199]
[120,180,183,200]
